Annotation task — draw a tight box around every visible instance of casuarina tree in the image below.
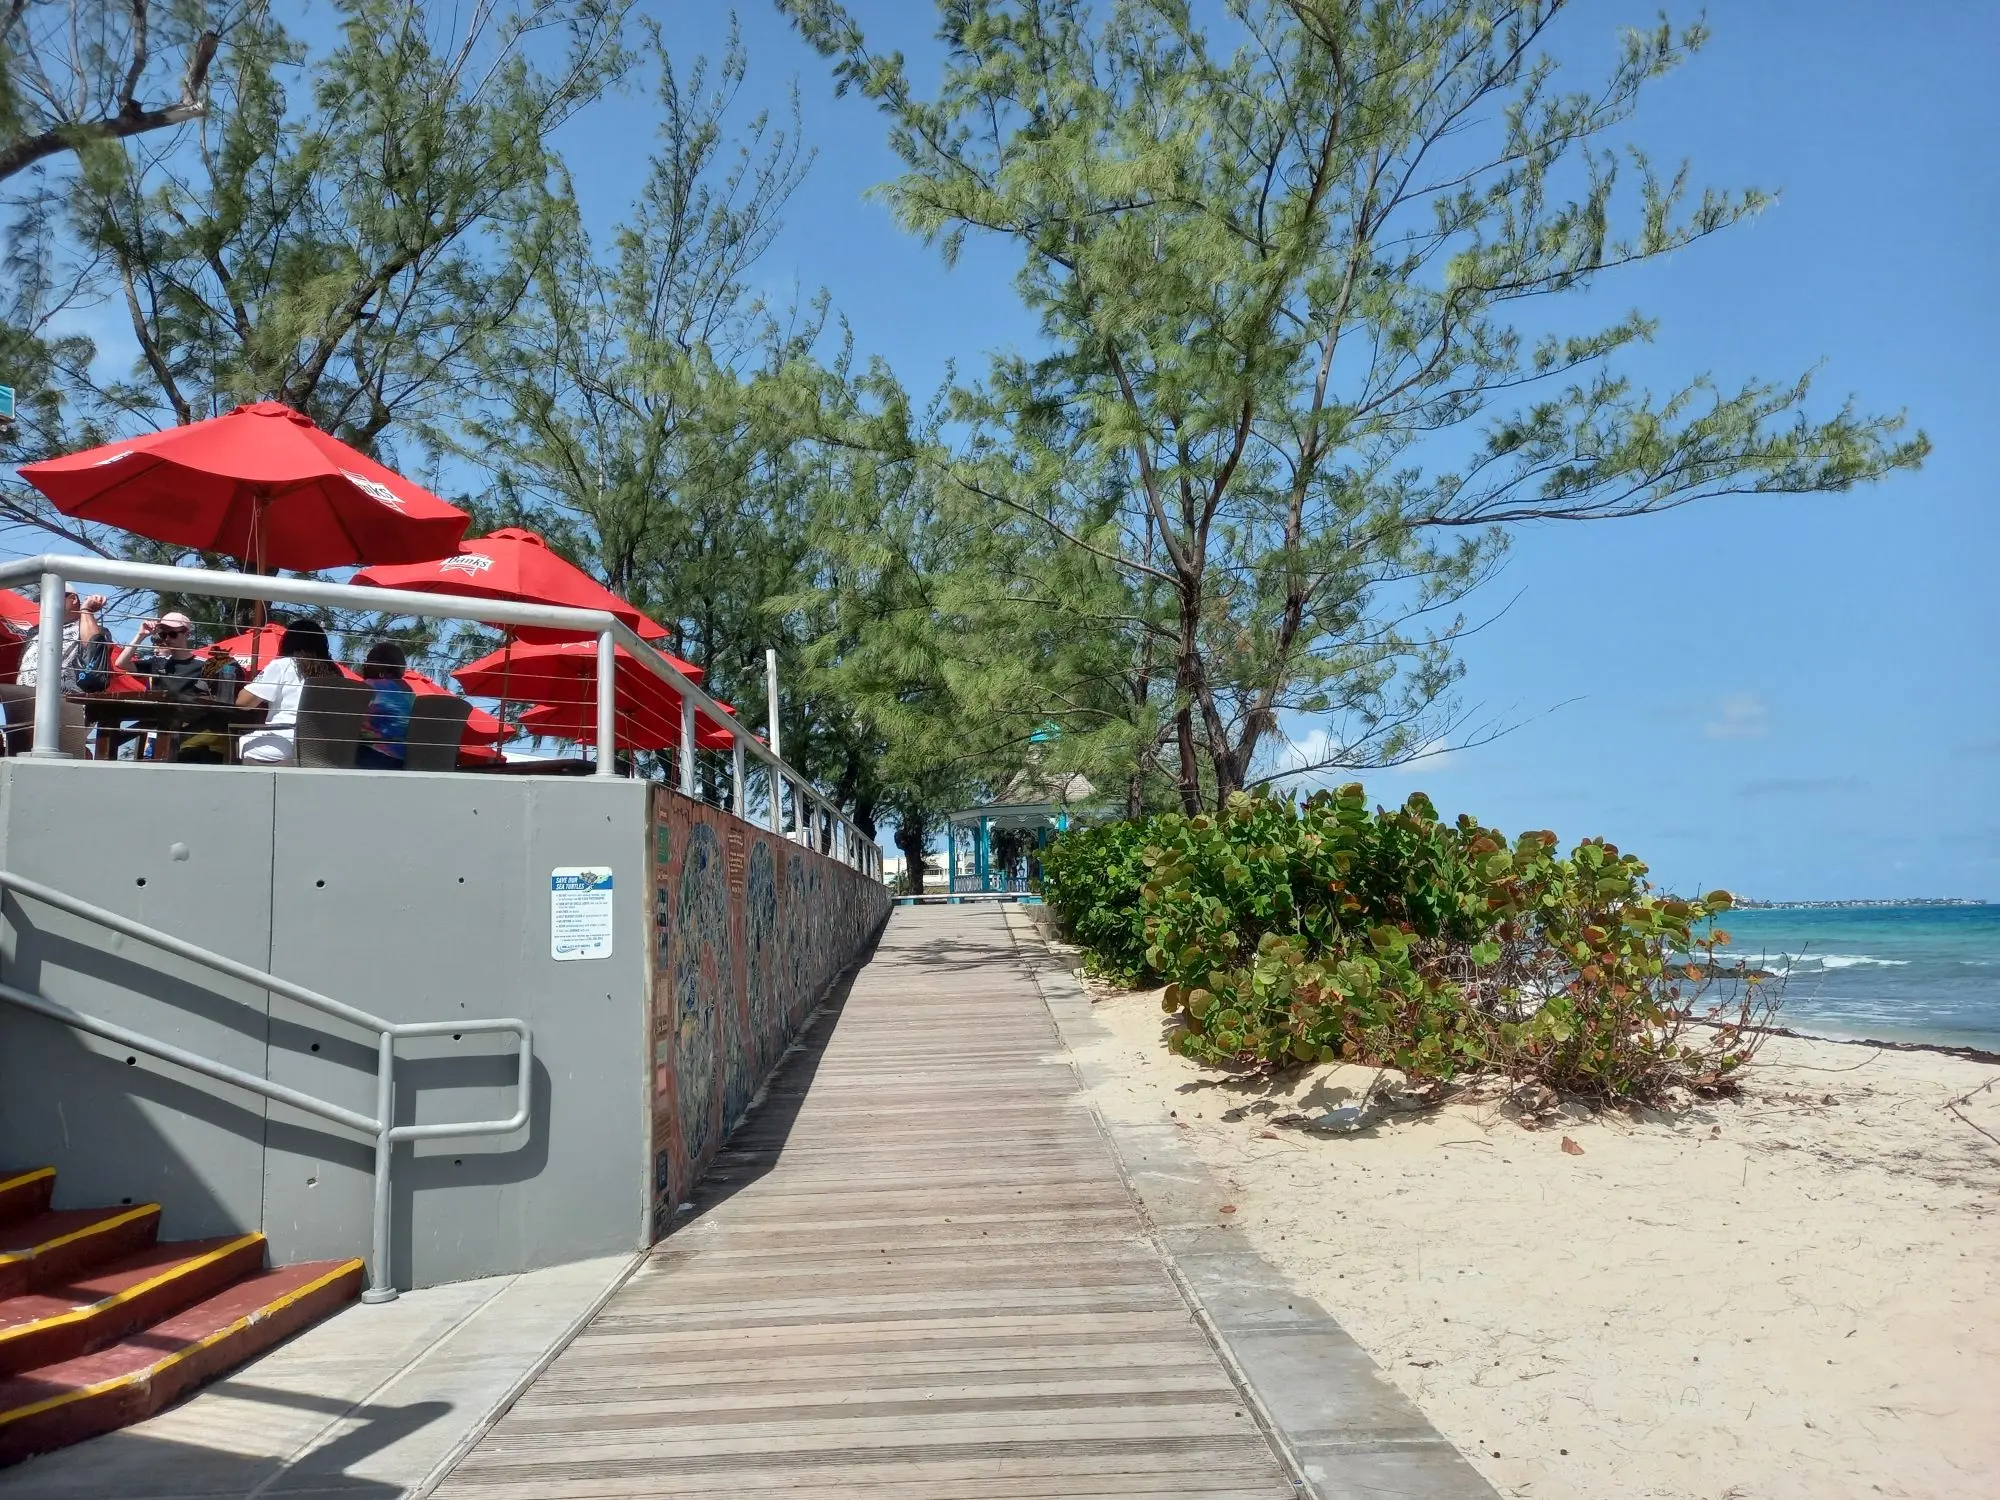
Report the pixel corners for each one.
[780,0,1927,812]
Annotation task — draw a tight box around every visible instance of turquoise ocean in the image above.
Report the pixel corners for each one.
[1703,904,2000,1052]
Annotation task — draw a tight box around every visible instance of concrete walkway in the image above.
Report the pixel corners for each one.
[432,906,1494,1500]
[0,1253,638,1499]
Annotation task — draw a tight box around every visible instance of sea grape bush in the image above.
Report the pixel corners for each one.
[1040,787,1766,1101]
[1036,817,1154,982]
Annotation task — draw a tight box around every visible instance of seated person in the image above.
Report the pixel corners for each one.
[356,642,415,770]
[18,590,107,691]
[113,612,209,700]
[237,618,341,765]
[174,645,250,764]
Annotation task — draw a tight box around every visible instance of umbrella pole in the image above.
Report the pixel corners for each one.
[248,501,269,671]
[497,628,515,755]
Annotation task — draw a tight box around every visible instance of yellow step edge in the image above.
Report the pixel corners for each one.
[0,1258,365,1431]
[0,1233,267,1343]
[0,1204,160,1267]
[0,1169,55,1198]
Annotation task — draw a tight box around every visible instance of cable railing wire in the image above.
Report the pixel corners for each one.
[0,555,880,878]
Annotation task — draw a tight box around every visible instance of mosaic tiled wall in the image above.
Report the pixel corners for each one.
[647,786,890,1231]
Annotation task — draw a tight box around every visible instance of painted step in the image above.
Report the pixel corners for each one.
[0,1207,161,1302]
[0,1172,54,1229]
[0,1257,364,1467]
[0,1233,269,1376]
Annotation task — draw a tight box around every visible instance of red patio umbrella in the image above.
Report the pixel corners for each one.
[17,402,469,572]
[210,623,286,668]
[453,639,713,757]
[209,625,362,680]
[516,699,737,752]
[403,669,504,744]
[0,591,37,632]
[352,528,672,645]
[452,638,703,703]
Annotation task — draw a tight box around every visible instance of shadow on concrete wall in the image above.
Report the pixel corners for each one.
[5,918,274,1050]
[0,1021,251,1240]
[6,993,553,1274]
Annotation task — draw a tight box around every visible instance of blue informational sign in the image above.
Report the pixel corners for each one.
[0,387,14,421]
[550,866,614,960]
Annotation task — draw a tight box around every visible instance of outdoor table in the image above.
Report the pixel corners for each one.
[67,692,262,762]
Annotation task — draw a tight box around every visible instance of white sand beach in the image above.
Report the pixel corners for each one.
[1072,978,2000,1500]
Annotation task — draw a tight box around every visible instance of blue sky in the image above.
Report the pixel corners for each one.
[562,2,1991,902]
[19,4,1996,900]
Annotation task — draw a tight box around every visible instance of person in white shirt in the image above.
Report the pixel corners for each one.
[17,590,106,690]
[237,618,340,764]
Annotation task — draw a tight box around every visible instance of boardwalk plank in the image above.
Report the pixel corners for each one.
[431,907,1295,1499]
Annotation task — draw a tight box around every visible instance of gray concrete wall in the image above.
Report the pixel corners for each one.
[0,759,652,1287]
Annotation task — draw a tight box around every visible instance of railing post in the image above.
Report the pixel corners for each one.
[594,631,617,778]
[765,648,781,759]
[732,740,747,817]
[363,1032,399,1303]
[768,770,783,837]
[29,571,68,758]
[679,693,696,797]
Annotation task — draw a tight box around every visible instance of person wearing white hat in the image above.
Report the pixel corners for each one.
[114,610,219,759]
[116,610,205,695]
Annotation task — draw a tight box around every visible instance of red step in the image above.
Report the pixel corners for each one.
[0,1206,160,1301]
[0,1258,364,1466]
[0,1171,54,1228]
[0,1233,269,1376]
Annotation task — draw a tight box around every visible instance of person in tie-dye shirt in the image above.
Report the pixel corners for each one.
[356,641,415,770]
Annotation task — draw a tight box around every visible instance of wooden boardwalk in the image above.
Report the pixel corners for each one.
[433,905,1297,1499]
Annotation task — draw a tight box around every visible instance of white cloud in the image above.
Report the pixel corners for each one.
[1401,738,1458,773]
[1704,692,1771,741]
[1267,731,1456,788]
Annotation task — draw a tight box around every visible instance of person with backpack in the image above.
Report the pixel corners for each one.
[17,590,108,692]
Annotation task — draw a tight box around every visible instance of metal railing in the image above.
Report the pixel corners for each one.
[0,554,883,881]
[0,868,532,1303]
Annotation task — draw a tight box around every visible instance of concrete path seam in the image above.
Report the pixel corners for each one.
[241,1276,519,1500]
[407,1252,644,1500]
[1003,907,1501,1500]
[1002,912,1313,1499]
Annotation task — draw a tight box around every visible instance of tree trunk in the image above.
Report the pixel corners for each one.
[895,815,929,895]
[1174,704,1203,814]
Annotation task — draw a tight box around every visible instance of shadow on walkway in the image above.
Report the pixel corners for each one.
[0,1377,441,1499]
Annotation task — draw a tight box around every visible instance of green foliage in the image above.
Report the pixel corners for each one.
[1042,788,1767,1102]
[2,0,635,555]
[1039,821,1153,983]
[782,0,1928,813]
[0,1,218,185]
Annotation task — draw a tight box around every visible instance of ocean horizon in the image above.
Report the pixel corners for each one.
[1701,903,1999,1052]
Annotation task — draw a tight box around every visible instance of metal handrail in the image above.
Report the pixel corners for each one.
[0,553,882,879]
[0,867,532,1303]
